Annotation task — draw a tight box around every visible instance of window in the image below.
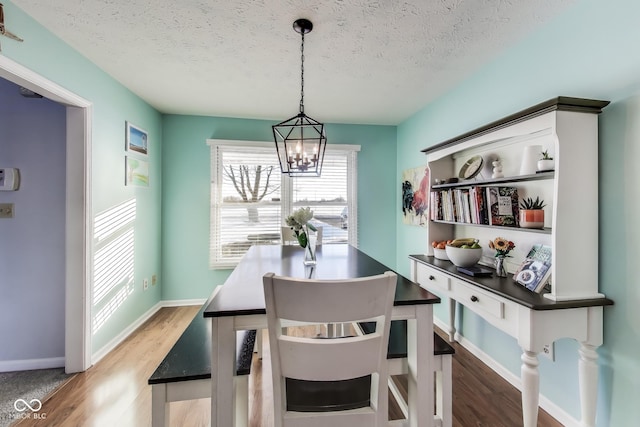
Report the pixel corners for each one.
[209,140,359,268]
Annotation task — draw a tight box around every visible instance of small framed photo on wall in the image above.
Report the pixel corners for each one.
[125,156,149,187]
[126,121,148,156]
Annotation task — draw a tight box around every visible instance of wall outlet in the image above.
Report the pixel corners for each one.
[0,203,14,218]
[152,274,157,286]
[143,278,149,291]
[542,343,555,361]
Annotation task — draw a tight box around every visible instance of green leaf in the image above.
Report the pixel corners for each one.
[297,232,308,248]
[307,223,317,232]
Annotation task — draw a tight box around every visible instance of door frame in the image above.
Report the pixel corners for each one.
[0,56,93,372]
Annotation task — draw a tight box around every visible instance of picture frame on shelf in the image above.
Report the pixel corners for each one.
[126,121,148,156]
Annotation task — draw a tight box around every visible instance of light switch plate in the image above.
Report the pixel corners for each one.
[0,203,14,218]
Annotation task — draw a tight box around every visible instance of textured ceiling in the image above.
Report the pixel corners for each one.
[12,0,575,125]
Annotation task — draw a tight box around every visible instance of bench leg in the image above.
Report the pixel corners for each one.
[151,384,170,427]
[435,354,452,427]
[234,375,249,427]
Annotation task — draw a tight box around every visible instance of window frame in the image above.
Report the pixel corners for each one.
[208,139,360,269]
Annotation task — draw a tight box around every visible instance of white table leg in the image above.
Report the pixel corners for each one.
[407,305,434,427]
[579,343,599,427]
[211,316,236,427]
[521,350,540,427]
[151,384,169,427]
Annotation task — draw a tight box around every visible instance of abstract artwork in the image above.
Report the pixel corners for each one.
[401,165,429,226]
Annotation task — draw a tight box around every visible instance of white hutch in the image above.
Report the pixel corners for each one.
[409,97,613,427]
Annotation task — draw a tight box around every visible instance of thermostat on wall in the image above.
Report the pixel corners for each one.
[0,168,20,191]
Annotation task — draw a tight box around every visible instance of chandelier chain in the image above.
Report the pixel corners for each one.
[299,30,305,114]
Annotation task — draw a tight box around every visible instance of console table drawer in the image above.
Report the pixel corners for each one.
[416,263,450,292]
[454,280,505,320]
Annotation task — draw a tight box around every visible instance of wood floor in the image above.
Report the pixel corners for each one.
[14,306,562,427]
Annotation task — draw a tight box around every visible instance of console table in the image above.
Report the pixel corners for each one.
[410,255,612,427]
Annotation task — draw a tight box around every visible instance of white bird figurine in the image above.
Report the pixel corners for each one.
[0,3,24,51]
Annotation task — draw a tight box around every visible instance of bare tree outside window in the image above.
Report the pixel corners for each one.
[223,165,280,222]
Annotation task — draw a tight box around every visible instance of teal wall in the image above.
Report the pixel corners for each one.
[396,0,640,425]
[161,115,397,300]
[2,1,164,354]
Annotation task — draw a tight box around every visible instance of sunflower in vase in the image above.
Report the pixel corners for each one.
[488,237,515,277]
[488,237,515,257]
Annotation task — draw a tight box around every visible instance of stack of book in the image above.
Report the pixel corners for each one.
[429,186,519,227]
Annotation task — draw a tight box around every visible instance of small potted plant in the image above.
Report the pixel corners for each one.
[519,197,546,229]
[537,150,554,172]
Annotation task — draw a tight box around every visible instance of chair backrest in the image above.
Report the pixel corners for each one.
[281,226,323,245]
[263,271,397,427]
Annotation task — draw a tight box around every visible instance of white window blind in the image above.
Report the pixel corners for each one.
[209,140,359,268]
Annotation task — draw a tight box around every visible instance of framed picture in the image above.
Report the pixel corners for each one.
[125,156,149,187]
[401,165,429,226]
[126,121,148,156]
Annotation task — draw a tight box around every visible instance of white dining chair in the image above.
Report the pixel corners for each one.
[263,271,397,427]
[281,225,323,245]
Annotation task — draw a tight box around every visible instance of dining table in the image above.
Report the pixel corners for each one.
[204,243,441,427]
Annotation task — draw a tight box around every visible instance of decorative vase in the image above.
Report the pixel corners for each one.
[519,145,542,176]
[303,231,317,266]
[519,209,544,229]
[494,255,508,277]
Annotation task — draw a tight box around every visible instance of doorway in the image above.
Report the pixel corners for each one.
[0,56,92,373]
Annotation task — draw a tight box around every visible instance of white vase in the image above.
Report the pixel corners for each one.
[520,145,542,175]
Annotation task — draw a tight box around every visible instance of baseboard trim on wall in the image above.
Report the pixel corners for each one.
[0,357,65,372]
[433,318,579,427]
[92,301,163,365]
[161,298,207,307]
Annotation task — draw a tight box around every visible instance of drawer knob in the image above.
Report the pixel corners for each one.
[470,295,479,302]
[429,275,435,281]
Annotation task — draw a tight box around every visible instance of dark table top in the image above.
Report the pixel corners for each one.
[409,254,614,310]
[204,244,440,318]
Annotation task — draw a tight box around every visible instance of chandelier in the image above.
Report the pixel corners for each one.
[272,19,327,177]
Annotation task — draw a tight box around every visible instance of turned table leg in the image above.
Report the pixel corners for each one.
[448,299,456,342]
[579,343,599,427]
[521,350,540,427]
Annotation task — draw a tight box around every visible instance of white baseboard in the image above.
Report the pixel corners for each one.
[92,301,163,365]
[161,298,207,307]
[433,318,579,427]
[0,357,65,372]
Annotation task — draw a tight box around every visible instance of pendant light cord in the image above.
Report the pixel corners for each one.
[299,30,305,115]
